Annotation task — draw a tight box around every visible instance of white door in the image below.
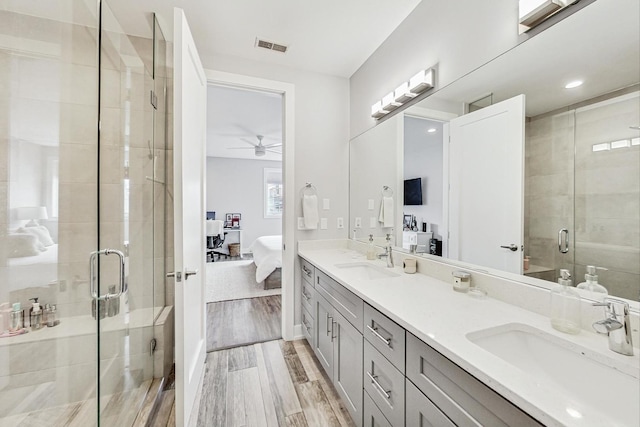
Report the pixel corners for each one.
[173,8,207,427]
[448,95,525,274]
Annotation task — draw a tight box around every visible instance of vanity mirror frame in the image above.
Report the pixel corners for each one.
[349,0,640,310]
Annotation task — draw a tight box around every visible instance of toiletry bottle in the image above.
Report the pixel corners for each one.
[30,302,42,331]
[576,266,608,301]
[47,305,58,327]
[550,269,581,334]
[9,303,23,332]
[366,234,377,260]
[43,303,51,327]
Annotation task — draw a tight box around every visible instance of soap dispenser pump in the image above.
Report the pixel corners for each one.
[30,301,42,331]
[576,266,608,301]
[550,269,581,334]
[366,234,377,260]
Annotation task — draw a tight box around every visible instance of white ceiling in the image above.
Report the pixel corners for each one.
[107,0,422,78]
[412,0,640,117]
[207,85,283,161]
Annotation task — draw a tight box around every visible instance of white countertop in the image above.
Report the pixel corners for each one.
[298,242,640,427]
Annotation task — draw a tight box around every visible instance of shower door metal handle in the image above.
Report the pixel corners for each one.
[558,228,569,254]
[89,249,126,300]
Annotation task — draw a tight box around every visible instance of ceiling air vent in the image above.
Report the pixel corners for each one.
[255,38,288,54]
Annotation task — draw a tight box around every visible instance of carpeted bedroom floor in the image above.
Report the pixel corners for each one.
[206,259,281,303]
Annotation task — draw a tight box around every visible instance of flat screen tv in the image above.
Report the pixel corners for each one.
[404,178,423,205]
[206,211,216,220]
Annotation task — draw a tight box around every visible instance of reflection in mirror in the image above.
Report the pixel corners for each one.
[349,0,639,301]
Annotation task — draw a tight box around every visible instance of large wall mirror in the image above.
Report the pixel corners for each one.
[349,0,639,302]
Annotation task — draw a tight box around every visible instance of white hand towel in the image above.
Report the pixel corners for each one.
[303,194,319,229]
[378,197,394,228]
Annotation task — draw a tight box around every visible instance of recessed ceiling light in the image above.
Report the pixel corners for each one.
[564,80,583,89]
[427,128,437,133]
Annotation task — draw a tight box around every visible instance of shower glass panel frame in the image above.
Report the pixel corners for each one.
[0,1,167,425]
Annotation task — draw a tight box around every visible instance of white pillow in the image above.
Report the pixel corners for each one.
[7,233,43,258]
[18,226,55,247]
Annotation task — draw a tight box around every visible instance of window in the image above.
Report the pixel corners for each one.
[264,168,283,218]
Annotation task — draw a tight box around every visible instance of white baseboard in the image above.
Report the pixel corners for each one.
[292,323,305,340]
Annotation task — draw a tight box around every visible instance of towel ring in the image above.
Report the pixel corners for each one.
[382,186,393,197]
[301,182,317,196]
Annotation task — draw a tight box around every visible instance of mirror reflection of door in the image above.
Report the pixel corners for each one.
[448,94,526,274]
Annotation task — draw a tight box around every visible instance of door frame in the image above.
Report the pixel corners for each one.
[204,69,295,341]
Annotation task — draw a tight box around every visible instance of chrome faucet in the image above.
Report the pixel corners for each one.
[592,298,634,356]
[377,234,394,268]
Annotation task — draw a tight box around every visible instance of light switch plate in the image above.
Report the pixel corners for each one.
[355,217,362,228]
[337,217,344,229]
[369,217,377,228]
[368,199,375,210]
[320,218,328,229]
[297,217,305,230]
[323,198,330,210]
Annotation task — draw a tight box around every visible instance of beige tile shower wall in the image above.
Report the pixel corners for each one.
[524,110,575,281]
[574,93,640,300]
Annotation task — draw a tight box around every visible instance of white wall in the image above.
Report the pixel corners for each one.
[206,157,282,250]
[403,117,443,239]
[350,0,522,138]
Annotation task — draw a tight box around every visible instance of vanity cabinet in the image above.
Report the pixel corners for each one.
[406,333,542,427]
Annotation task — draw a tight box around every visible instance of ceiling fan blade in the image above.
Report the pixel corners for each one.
[239,137,258,147]
[227,147,255,150]
[263,143,282,148]
[265,149,282,154]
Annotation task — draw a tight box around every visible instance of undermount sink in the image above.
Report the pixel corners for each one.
[467,323,639,425]
[334,262,399,280]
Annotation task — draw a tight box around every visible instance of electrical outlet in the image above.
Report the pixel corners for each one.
[323,198,330,210]
[298,217,305,229]
[355,217,362,228]
[370,217,377,228]
[337,217,344,229]
[368,199,375,210]
[320,218,328,229]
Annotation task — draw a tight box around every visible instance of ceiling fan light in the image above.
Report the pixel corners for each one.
[255,146,266,156]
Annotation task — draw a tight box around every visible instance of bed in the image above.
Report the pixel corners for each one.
[249,235,282,290]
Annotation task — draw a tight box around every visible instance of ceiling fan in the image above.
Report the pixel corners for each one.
[227,135,282,157]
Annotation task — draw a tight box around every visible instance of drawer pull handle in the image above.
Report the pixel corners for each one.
[367,324,391,347]
[302,266,311,276]
[326,315,332,336]
[303,319,312,331]
[302,291,311,301]
[331,320,336,342]
[366,371,391,400]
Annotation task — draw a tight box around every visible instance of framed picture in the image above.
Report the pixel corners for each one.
[403,214,412,229]
[231,213,241,220]
[225,213,232,222]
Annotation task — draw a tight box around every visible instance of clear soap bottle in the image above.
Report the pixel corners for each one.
[576,265,608,301]
[550,269,581,334]
[366,234,377,260]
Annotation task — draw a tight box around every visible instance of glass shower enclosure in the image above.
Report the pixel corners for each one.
[0,1,169,425]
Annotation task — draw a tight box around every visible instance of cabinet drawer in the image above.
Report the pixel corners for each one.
[316,269,364,332]
[364,303,405,373]
[405,379,454,427]
[301,258,315,286]
[406,333,541,427]
[363,391,392,427]
[301,280,315,315]
[363,340,405,427]
[301,306,314,348]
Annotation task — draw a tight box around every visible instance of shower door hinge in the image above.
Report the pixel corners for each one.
[150,338,157,356]
[150,90,158,110]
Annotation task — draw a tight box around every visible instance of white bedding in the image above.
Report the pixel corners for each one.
[7,244,58,291]
[249,236,282,283]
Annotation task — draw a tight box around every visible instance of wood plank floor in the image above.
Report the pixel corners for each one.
[207,295,282,352]
[197,339,356,427]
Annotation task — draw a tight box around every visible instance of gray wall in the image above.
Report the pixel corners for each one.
[206,157,283,251]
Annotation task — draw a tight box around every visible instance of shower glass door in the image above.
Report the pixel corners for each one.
[97,1,164,425]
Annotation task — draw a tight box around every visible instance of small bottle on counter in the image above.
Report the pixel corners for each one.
[452,271,471,293]
[46,305,58,327]
[366,234,377,260]
[550,269,581,334]
[9,303,23,332]
[30,302,43,331]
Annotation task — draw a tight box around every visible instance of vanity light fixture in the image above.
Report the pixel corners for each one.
[427,128,437,133]
[371,68,436,119]
[592,142,610,152]
[519,0,568,32]
[382,92,402,112]
[610,139,631,149]
[564,80,583,89]
[632,138,639,146]
[371,100,389,119]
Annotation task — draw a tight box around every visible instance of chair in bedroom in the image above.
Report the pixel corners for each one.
[206,220,228,262]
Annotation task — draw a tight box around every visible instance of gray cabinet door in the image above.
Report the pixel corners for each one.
[363,391,393,427]
[333,310,364,427]
[313,292,334,375]
[406,379,455,427]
